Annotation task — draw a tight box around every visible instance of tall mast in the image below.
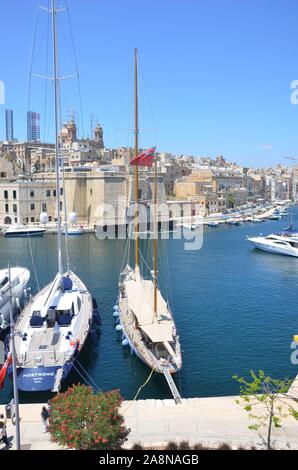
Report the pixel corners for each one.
[134,48,139,274]
[52,0,63,274]
[153,160,158,316]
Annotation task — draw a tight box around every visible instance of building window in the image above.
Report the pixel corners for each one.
[14,217,17,223]
[0,172,7,178]
[5,204,9,213]
[90,189,93,196]
[26,217,29,223]
[30,190,34,198]
[31,217,35,223]
[49,216,52,222]
[13,204,17,213]
[4,190,8,199]
[31,203,35,211]
[60,188,63,196]
[60,201,63,211]
[46,190,51,197]
[53,189,56,197]
[13,190,17,199]
[42,203,47,212]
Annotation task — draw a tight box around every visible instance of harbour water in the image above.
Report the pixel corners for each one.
[0,210,297,404]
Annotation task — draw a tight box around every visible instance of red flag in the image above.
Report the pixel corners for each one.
[0,355,12,389]
[130,147,156,167]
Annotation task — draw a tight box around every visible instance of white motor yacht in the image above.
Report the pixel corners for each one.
[3,224,46,237]
[247,233,298,257]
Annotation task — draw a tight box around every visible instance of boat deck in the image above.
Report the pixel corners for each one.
[119,295,181,374]
[14,272,92,368]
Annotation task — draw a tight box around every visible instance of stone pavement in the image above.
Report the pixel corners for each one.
[1,393,298,450]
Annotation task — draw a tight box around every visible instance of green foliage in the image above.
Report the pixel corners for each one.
[227,193,235,208]
[233,370,296,450]
[48,384,130,450]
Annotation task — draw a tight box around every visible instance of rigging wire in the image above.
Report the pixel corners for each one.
[75,358,102,393]
[72,362,101,393]
[26,231,40,292]
[65,0,85,138]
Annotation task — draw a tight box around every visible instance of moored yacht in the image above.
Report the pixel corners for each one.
[116,50,182,400]
[0,267,30,331]
[3,0,94,392]
[12,272,92,391]
[247,233,298,257]
[3,224,46,237]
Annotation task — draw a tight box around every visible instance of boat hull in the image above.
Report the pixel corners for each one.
[4,229,46,237]
[248,239,298,257]
[11,362,73,392]
[0,268,30,331]
[12,272,93,392]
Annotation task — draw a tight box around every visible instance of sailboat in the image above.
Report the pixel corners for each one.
[5,0,93,392]
[115,50,182,398]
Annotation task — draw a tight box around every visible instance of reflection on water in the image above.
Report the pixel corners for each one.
[0,208,298,403]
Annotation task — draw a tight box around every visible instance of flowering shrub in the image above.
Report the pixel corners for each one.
[48,384,130,450]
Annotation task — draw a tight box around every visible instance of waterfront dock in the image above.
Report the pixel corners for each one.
[1,389,298,450]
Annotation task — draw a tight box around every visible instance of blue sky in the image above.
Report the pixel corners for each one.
[1,0,298,167]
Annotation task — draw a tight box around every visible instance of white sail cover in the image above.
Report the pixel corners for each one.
[141,323,173,343]
[125,277,173,343]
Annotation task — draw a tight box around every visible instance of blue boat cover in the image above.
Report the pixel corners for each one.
[62,276,73,291]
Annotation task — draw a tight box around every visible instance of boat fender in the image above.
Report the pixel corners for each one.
[112,311,119,318]
[93,311,101,326]
[122,338,129,347]
[115,324,122,332]
[113,305,119,311]
[68,331,72,336]
[15,298,20,309]
[90,329,97,343]
[65,335,70,340]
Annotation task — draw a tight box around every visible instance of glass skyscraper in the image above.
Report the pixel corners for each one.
[5,109,14,141]
[27,111,40,142]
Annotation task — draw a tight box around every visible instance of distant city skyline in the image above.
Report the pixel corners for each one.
[5,109,13,141]
[1,0,298,167]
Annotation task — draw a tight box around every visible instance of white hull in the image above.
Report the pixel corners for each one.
[13,271,93,391]
[0,267,30,330]
[4,225,46,237]
[248,236,298,257]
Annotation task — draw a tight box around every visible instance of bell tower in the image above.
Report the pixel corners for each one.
[94,123,104,149]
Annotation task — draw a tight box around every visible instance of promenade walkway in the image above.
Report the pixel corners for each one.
[1,391,297,450]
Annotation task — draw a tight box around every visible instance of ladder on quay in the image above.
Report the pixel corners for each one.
[51,368,63,393]
[163,367,182,404]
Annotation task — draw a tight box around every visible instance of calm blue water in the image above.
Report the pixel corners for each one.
[0,209,297,404]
